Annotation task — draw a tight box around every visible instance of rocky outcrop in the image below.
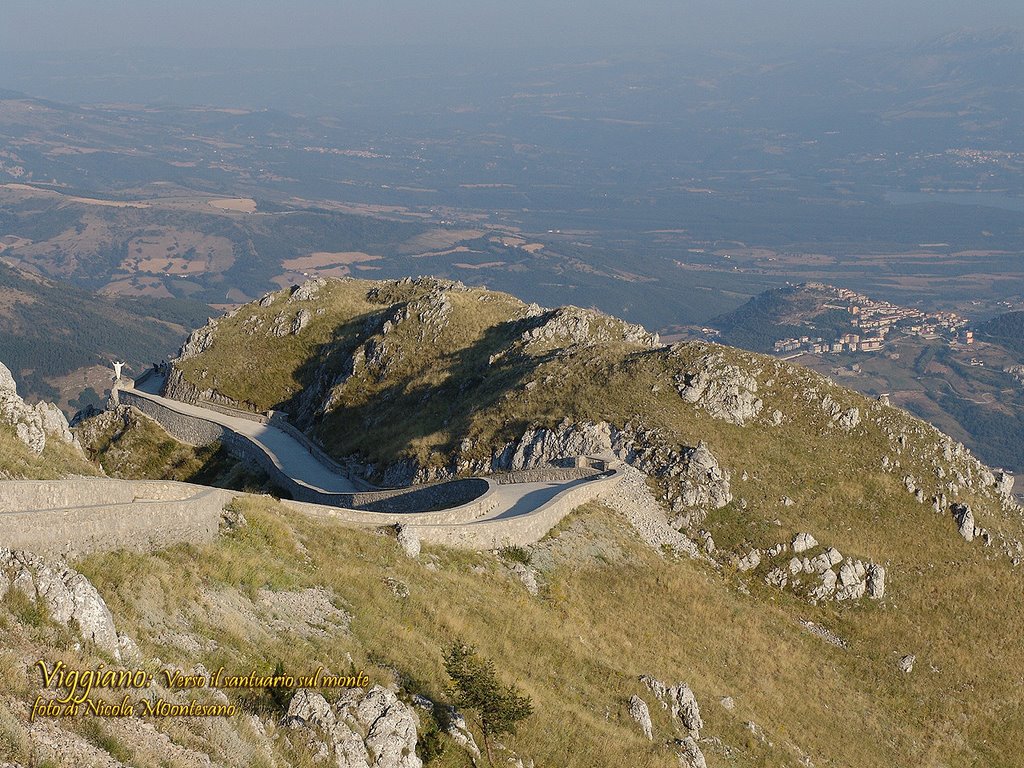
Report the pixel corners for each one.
[792,532,818,553]
[394,525,421,559]
[821,395,860,431]
[0,549,121,658]
[487,420,731,529]
[162,366,260,412]
[290,277,329,303]
[674,442,732,521]
[285,686,421,768]
[0,361,76,455]
[639,676,703,735]
[636,675,706,767]
[628,695,653,740]
[268,308,314,338]
[509,562,540,596]
[520,306,660,349]
[952,503,976,542]
[672,347,763,425]
[677,737,708,768]
[177,320,218,361]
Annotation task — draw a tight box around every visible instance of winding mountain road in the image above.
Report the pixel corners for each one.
[128,374,614,523]
[133,376,359,494]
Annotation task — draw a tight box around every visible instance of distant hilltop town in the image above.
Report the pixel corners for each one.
[772,283,971,356]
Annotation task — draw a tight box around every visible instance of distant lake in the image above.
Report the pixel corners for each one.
[886,190,1024,213]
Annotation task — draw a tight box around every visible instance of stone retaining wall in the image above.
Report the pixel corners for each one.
[121,390,226,447]
[0,479,236,558]
[492,467,600,485]
[0,479,197,512]
[0,469,619,557]
[409,469,624,549]
[283,479,500,527]
[286,469,623,549]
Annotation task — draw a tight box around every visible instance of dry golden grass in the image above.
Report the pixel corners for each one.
[0,423,100,480]
[156,277,1024,763]
[208,198,257,213]
[46,493,1019,766]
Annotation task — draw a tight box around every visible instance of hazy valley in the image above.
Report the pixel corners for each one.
[1,24,1024,768]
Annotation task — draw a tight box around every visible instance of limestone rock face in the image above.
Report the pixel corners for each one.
[177,321,218,361]
[640,676,702,736]
[678,442,733,512]
[290,277,328,303]
[628,695,653,740]
[394,525,421,559]
[499,420,617,471]
[995,471,1015,497]
[673,349,763,425]
[486,420,731,528]
[0,549,121,658]
[285,686,421,768]
[952,503,976,542]
[520,306,659,349]
[0,361,76,455]
[866,564,886,599]
[677,737,708,768]
[292,309,313,335]
[792,532,818,553]
[820,394,861,431]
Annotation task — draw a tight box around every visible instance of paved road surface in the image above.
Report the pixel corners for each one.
[130,375,605,519]
[129,384,359,493]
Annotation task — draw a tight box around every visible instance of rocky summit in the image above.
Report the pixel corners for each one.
[1,276,1023,767]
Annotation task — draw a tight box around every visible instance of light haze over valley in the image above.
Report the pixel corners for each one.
[1,4,1024,766]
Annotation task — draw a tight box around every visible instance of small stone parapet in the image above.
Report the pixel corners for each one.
[407,468,624,549]
[0,478,236,558]
[121,388,494,513]
[286,468,625,550]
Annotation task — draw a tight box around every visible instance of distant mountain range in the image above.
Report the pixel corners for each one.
[0,262,209,408]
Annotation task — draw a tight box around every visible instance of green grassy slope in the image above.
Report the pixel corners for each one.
[0,422,99,479]
[0,494,1020,766]
[131,276,1024,763]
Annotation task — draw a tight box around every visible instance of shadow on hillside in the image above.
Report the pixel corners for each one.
[312,312,561,472]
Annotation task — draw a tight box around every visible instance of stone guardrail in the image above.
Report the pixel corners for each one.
[120,389,494,513]
[408,468,625,549]
[0,478,237,558]
[0,470,612,558]
[282,478,501,527]
[285,468,624,549]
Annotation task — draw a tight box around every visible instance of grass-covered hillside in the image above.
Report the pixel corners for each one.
[16,273,1010,764]
[2,489,1024,767]
[0,421,98,480]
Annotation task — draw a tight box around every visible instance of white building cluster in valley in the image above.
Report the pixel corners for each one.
[773,283,971,356]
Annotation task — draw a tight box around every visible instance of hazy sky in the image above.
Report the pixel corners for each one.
[3,0,1024,51]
